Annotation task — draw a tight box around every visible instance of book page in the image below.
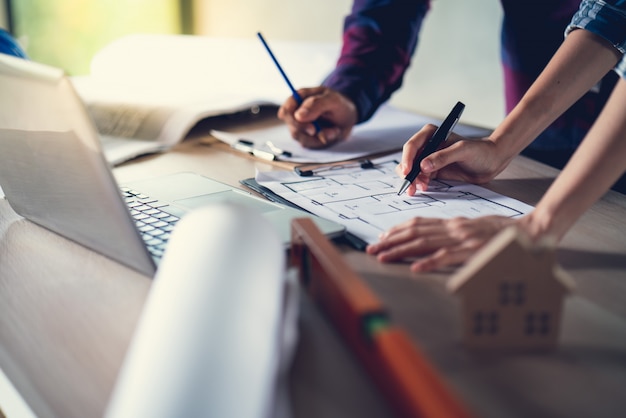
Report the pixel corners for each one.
[255,152,534,244]
[73,74,279,165]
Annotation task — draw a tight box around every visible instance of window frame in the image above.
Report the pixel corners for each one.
[2,0,13,32]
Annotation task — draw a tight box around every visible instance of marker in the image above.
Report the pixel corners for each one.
[232,139,276,161]
[257,32,327,145]
[397,101,465,195]
[266,141,292,158]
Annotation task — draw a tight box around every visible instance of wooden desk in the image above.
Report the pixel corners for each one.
[1,133,625,418]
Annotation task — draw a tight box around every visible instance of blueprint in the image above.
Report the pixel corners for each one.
[255,152,534,244]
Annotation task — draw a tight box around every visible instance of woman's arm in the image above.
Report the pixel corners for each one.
[521,76,626,241]
[399,29,622,194]
[488,29,623,165]
[369,27,626,272]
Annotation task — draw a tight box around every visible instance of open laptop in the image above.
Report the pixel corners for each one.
[0,53,345,277]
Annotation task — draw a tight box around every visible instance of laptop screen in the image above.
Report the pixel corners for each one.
[0,53,156,275]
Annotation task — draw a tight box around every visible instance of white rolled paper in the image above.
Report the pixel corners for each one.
[106,203,286,418]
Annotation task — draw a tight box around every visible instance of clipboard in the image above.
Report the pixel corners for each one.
[241,177,368,251]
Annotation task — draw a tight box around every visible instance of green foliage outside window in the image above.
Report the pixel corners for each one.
[13,0,181,75]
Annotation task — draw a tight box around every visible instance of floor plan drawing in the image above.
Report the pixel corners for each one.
[256,153,534,244]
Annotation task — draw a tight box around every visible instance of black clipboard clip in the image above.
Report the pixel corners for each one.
[294,159,375,177]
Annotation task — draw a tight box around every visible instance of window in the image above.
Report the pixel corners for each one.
[1,0,10,30]
[473,311,499,336]
[9,0,183,75]
[525,312,551,336]
[499,281,526,306]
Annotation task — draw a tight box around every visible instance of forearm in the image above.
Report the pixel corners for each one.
[490,29,622,163]
[521,78,626,241]
[324,0,429,123]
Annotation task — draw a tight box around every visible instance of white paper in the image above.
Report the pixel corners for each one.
[212,105,492,164]
[255,152,534,244]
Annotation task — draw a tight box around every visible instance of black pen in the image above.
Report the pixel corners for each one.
[397,101,465,195]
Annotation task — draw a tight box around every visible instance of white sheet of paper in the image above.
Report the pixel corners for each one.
[255,152,534,244]
[212,105,492,164]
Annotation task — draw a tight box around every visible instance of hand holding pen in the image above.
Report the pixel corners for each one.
[277,86,358,149]
[257,32,328,146]
[397,102,465,195]
[258,32,358,149]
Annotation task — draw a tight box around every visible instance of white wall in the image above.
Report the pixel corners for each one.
[397,1,504,128]
[196,0,504,128]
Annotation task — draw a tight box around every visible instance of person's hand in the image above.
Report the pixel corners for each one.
[396,125,513,195]
[277,86,358,149]
[366,216,517,272]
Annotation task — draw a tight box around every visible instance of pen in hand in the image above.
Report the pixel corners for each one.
[397,101,465,195]
[257,32,327,145]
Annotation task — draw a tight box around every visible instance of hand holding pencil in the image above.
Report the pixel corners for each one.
[257,32,358,149]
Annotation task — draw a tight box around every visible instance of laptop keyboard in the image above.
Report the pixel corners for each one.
[121,187,180,260]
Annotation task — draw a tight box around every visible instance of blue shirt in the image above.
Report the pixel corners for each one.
[0,29,28,59]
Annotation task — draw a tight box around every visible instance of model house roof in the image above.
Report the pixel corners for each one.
[447,227,576,295]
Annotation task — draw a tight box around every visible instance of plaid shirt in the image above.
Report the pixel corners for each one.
[323,0,618,152]
[567,0,626,79]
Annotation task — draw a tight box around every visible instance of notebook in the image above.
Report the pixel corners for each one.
[0,53,345,277]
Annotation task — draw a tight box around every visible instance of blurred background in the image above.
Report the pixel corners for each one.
[0,0,504,128]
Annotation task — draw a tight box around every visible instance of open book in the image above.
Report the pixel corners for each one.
[71,34,341,165]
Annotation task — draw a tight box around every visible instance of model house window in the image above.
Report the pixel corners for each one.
[499,281,526,305]
[525,312,551,336]
[473,311,499,336]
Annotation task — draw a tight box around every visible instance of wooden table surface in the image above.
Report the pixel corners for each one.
[1,129,625,418]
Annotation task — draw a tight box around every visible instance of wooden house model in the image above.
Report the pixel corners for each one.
[447,227,575,350]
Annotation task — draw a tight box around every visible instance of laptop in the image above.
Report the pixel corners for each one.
[0,53,345,277]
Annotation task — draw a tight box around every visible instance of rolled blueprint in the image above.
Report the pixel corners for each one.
[106,203,287,418]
